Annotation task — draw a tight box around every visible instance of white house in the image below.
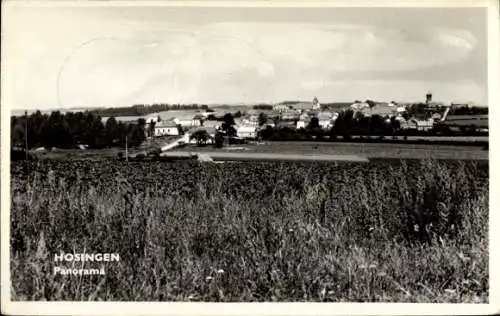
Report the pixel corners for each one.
[297,120,308,129]
[241,117,259,127]
[154,121,180,136]
[202,120,221,129]
[173,116,202,128]
[237,126,258,139]
[317,112,334,129]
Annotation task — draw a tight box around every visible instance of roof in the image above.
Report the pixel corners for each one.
[237,125,257,132]
[360,105,399,116]
[317,112,333,120]
[350,102,370,110]
[156,120,178,128]
[189,126,217,135]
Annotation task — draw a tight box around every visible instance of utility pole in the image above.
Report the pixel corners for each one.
[25,110,28,161]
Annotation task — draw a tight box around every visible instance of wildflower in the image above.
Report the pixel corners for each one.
[289,228,294,232]
[206,276,213,281]
[445,289,456,294]
[458,252,471,262]
[368,227,374,232]
[413,224,420,232]
[327,290,335,295]
[216,269,224,274]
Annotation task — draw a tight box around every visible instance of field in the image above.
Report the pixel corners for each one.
[10,159,488,302]
[177,141,489,161]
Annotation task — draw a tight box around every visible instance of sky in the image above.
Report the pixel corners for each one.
[3,5,488,111]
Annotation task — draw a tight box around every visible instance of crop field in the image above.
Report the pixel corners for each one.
[10,159,488,302]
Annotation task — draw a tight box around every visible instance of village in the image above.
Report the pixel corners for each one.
[139,92,486,147]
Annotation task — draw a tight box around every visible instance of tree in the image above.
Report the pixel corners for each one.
[105,117,119,146]
[331,109,356,139]
[366,100,376,108]
[258,125,275,140]
[221,113,236,137]
[258,113,268,126]
[307,117,320,130]
[369,114,384,135]
[389,117,401,134]
[213,131,224,148]
[190,129,210,146]
[148,121,156,138]
[222,113,235,126]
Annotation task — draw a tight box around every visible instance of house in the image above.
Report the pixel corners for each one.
[299,112,310,121]
[202,120,221,129]
[273,104,292,113]
[154,121,180,136]
[236,125,258,139]
[317,112,335,129]
[241,116,259,127]
[350,102,370,110]
[360,103,399,117]
[173,115,202,128]
[296,119,310,129]
[281,112,300,121]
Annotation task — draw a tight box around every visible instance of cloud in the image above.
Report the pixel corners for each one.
[4,7,485,109]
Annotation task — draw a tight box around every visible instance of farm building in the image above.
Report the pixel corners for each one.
[202,120,221,129]
[154,121,180,136]
[173,115,202,128]
[237,126,258,139]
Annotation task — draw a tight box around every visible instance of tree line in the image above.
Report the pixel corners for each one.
[257,110,402,141]
[11,111,146,150]
[94,103,211,117]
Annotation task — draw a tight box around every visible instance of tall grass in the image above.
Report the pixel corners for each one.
[10,159,488,302]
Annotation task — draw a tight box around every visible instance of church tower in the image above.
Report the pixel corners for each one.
[312,97,321,110]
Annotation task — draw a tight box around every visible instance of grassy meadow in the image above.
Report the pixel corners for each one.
[10,159,488,302]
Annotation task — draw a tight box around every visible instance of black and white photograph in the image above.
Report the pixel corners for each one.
[1,0,499,314]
